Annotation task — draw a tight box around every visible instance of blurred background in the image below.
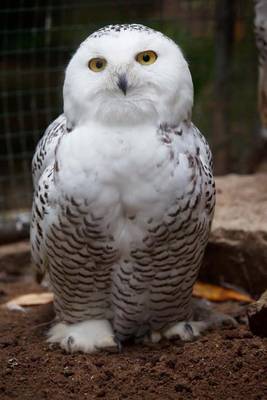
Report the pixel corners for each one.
[0,0,264,240]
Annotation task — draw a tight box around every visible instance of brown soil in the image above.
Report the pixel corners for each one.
[0,279,266,400]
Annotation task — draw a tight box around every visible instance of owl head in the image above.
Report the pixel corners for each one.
[63,24,193,128]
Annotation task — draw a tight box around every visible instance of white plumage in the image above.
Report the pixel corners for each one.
[31,24,217,353]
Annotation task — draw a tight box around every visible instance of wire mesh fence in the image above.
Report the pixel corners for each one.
[0,0,258,239]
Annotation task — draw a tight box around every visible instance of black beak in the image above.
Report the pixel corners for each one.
[117,74,128,95]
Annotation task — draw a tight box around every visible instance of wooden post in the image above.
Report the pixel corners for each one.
[255,0,267,139]
[213,0,235,174]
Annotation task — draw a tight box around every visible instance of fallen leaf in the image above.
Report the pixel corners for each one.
[193,282,253,303]
[3,292,53,309]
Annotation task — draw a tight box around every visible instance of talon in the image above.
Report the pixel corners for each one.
[67,335,74,352]
[114,336,123,353]
[48,342,57,350]
[184,323,194,337]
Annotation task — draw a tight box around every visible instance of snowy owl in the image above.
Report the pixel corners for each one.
[31,24,227,353]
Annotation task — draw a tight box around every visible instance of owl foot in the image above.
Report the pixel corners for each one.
[192,298,238,330]
[163,321,207,341]
[47,319,118,353]
[143,320,212,344]
[162,301,237,342]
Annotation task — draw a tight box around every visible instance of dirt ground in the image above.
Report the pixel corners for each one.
[0,278,266,400]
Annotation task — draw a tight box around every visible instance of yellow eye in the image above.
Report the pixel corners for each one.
[136,50,157,65]
[88,58,107,72]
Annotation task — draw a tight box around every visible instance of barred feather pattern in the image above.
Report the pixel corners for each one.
[32,114,67,187]
[31,116,215,341]
[112,124,215,340]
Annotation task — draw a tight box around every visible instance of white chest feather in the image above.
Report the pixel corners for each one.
[50,122,200,249]
[56,124,190,210]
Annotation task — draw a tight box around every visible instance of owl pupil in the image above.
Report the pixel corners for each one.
[143,54,150,62]
[96,61,103,69]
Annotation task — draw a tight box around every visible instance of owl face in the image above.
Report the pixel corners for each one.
[63,25,193,127]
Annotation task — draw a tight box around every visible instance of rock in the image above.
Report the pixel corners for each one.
[247,290,267,337]
[201,173,267,296]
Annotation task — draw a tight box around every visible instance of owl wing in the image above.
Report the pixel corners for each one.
[112,121,216,339]
[31,114,67,282]
[31,165,55,282]
[32,114,67,189]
